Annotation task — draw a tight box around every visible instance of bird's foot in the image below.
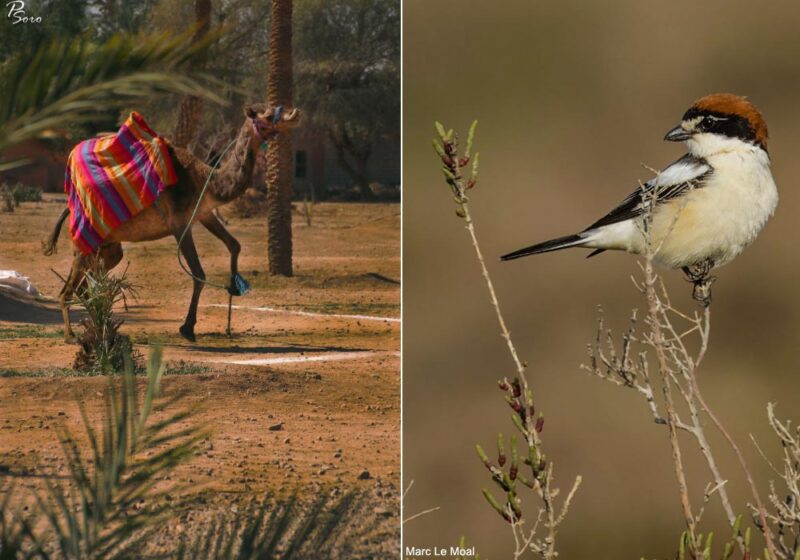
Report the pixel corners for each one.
[691,278,716,308]
[179,324,196,342]
[64,332,78,344]
[683,259,715,308]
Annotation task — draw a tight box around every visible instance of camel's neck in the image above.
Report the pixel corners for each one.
[207,120,260,203]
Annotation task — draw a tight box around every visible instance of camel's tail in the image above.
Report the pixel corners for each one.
[42,207,69,256]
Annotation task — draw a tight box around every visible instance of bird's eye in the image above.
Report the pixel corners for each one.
[703,116,715,129]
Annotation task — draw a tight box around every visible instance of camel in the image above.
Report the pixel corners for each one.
[43,104,300,343]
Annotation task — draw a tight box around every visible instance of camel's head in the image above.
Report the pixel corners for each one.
[245,104,301,143]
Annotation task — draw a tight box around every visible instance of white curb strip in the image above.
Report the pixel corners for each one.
[203,303,400,323]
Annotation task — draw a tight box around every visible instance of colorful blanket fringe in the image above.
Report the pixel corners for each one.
[65,112,177,255]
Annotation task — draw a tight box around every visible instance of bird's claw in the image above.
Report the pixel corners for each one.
[691,277,716,308]
[683,259,715,307]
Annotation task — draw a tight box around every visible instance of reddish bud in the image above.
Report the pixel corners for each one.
[498,453,506,467]
[511,379,522,398]
[466,179,476,190]
[459,157,469,167]
[535,417,544,433]
[510,465,518,480]
[497,380,510,391]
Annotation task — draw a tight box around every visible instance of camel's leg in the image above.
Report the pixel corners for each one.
[176,229,205,342]
[59,251,89,343]
[97,242,128,310]
[200,213,241,282]
[98,242,124,272]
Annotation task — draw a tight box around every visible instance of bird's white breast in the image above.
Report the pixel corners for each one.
[650,146,777,268]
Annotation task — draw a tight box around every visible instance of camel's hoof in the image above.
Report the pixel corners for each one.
[179,325,196,342]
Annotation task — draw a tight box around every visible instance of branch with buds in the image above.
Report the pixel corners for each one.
[433,121,581,559]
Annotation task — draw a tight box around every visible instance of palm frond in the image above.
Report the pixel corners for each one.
[174,491,367,560]
[3,346,205,559]
[0,27,228,154]
[0,486,23,560]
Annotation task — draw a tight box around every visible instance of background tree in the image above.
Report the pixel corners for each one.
[88,0,157,39]
[141,0,271,159]
[172,0,212,150]
[295,0,400,199]
[139,0,399,202]
[265,0,295,276]
[4,0,400,205]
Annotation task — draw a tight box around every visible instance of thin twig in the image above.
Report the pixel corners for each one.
[685,317,777,557]
[403,507,442,525]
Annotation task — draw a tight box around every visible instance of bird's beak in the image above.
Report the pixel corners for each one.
[664,124,691,142]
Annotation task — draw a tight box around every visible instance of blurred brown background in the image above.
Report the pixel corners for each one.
[402,1,800,557]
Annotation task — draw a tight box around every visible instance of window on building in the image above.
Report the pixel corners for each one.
[295,150,307,179]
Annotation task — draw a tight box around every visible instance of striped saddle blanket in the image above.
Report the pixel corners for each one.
[65,112,176,255]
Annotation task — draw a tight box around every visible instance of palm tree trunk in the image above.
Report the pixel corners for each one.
[172,0,212,150]
[265,0,294,276]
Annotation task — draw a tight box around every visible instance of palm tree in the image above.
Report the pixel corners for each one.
[265,0,295,276]
[172,0,213,150]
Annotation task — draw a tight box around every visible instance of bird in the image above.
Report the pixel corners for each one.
[500,93,778,302]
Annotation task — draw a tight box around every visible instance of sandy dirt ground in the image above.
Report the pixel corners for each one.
[0,196,400,557]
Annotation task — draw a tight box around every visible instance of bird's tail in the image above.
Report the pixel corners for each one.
[500,233,588,261]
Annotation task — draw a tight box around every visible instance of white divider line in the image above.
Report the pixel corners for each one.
[217,350,400,366]
[202,303,400,323]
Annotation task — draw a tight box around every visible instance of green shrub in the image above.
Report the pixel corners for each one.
[11,182,42,204]
[72,264,140,374]
[0,182,42,211]
[0,183,13,212]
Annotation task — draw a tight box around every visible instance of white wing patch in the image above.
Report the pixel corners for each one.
[650,157,710,189]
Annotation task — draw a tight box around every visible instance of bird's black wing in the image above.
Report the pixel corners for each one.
[585,154,712,231]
